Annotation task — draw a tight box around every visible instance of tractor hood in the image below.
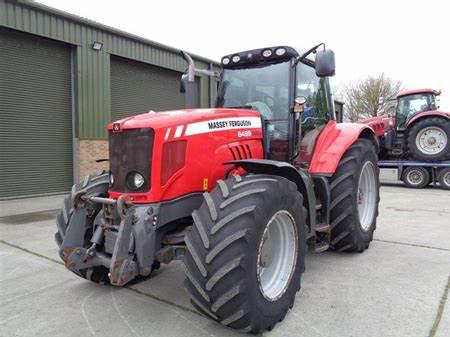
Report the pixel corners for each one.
[107,108,262,132]
[359,115,392,137]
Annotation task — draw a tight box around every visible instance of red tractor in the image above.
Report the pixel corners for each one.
[56,44,380,333]
[361,89,450,162]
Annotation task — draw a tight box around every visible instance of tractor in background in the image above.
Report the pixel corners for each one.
[55,44,381,333]
[361,89,450,162]
[360,89,450,189]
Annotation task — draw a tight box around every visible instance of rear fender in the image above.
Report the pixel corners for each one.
[406,111,450,128]
[308,120,378,175]
[225,159,316,232]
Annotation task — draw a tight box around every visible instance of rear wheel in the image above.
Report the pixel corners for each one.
[183,174,307,334]
[55,172,110,284]
[407,117,450,161]
[329,139,380,252]
[402,166,430,188]
[438,167,450,190]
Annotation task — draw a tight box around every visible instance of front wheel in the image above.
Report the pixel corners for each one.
[55,172,111,284]
[329,138,380,252]
[183,174,307,334]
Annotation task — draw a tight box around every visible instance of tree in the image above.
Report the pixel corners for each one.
[341,74,403,122]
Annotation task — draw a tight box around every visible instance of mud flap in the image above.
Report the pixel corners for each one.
[59,207,89,264]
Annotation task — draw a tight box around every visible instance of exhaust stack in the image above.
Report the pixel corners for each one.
[180,51,220,109]
[180,51,198,109]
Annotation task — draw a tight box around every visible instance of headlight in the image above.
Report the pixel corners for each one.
[126,171,145,190]
[275,48,286,56]
[232,55,240,63]
[262,49,272,58]
[109,173,114,186]
[222,57,230,65]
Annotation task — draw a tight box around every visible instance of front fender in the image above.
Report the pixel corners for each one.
[308,120,377,175]
[225,159,317,233]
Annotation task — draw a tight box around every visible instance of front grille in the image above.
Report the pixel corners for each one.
[109,128,154,193]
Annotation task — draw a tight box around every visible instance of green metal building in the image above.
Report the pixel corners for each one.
[0,0,219,199]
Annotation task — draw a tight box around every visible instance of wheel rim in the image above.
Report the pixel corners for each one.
[415,126,448,155]
[357,161,377,231]
[257,210,297,301]
[443,172,450,187]
[406,169,425,186]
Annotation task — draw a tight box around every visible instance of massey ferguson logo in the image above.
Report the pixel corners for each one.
[208,120,252,130]
[184,117,262,136]
[112,123,121,132]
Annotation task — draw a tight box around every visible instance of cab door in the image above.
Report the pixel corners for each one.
[295,62,333,165]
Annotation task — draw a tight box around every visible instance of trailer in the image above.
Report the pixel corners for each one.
[378,160,450,190]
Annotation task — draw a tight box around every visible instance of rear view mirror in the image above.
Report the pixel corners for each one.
[315,49,335,77]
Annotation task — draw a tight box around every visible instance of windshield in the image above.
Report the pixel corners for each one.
[217,61,291,161]
[396,93,436,129]
[217,61,290,121]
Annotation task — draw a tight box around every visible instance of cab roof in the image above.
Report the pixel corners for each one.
[397,88,441,98]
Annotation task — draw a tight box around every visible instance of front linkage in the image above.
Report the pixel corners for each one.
[59,193,155,286]
[56,172,204,286]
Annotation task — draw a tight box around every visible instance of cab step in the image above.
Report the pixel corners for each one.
[313,242,330,253]
[314,223,331,233]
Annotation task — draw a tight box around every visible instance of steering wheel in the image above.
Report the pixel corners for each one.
[246,101,274,120]
[262,95,274,108]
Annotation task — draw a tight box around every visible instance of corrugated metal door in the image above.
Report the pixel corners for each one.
[0,28,72,199]
[110,55,198,121]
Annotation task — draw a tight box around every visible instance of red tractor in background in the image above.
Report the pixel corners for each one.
[360,89,450,189]
[55,44,380,333]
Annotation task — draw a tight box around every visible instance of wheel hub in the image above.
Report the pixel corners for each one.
[259,233,273,268]
[407,169,423,185]
[257,210,297,301]
[444,172,450,185]
[416,126,448,155]
[357,188,364,204]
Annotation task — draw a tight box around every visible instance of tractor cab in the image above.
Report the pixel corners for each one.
[396,89,440,130]
[182,44,336,163]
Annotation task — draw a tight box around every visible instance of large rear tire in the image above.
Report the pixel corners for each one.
[183,174,307,334]
[329,139,380,252]
[55,172,110,284]
[407,117,450,161]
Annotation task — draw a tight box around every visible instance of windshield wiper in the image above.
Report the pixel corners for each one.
[224,105,253,109]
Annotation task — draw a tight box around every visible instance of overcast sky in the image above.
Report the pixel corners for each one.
[39,0,450,109]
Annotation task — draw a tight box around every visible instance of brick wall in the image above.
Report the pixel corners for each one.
[76,139,109,182]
